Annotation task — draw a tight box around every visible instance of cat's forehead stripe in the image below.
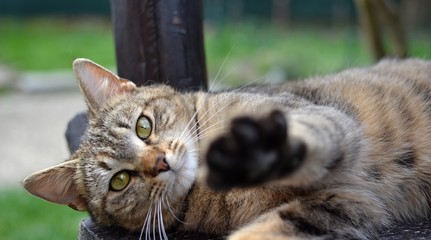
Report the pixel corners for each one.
[153,105,176,130]
[96,154,136,170]
[137,93,175,106]
[97,160,111,170]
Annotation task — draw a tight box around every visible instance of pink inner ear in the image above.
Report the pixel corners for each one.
[73,59,136,112]
[23,160,87,211]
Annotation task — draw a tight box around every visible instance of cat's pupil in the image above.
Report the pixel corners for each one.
[136,116,152,140]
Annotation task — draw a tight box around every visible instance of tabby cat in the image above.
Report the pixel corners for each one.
[24,58,431,239]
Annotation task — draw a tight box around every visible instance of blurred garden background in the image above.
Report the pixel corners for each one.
[0,0,430,239]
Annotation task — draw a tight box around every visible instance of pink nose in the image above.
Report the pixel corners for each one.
[152,154,170,176]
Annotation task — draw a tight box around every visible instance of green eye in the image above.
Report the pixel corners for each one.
[136,116,152,140]
[110,171,131,191]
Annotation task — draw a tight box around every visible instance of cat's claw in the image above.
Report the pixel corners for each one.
[206,110,306,190]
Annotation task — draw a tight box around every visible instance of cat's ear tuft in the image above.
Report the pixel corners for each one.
[73,58,136,114]
[23,159,87,211]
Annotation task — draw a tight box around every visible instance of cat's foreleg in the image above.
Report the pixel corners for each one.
[206,106,362,189]
[282,106,362,187]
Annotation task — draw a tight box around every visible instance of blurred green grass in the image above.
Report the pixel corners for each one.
[0,18,115,70]
[205,23,431,85]
[1,18,430,85]
[0,187,87,240]
[205,24,371,85]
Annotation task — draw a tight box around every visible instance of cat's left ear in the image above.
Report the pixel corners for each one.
[23,159,87,211]
[73,58,136,115]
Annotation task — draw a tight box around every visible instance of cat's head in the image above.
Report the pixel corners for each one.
[23,59,199,231]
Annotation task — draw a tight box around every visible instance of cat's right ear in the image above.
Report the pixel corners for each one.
[23,159,87,211]
[73,58,136,115]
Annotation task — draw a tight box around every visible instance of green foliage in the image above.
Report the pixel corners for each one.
[0,188,88,240]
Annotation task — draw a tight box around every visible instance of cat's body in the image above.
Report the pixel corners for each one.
[24,58,431,239]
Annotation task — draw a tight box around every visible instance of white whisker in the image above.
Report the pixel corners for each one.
[191,126,226,144]
[152,201,157,240]
[181,74,269,158]
[159,200,168,240]
[185,126,228,149]
[157,201,163,240]
[211,47,233,91]
[163,195,188,225]
[182,95,238,144]
[184,74,267,143]
[177,49,234,145]
[140,202,153,240]
[163,195,184,211]
[184,120,228,145]
[211,64,241,90]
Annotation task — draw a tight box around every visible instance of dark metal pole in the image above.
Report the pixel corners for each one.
[110,0,207,91]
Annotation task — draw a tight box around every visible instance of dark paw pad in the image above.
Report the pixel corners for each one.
[206,110,305,190]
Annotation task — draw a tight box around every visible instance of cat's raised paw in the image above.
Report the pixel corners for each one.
[206,110,306,190]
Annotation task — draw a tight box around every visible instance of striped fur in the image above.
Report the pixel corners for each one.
[23,58,431,239]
